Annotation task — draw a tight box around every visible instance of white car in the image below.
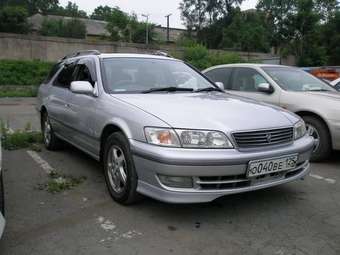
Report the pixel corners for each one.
[0,140,4,238]
[204,64,340,161]
[330,78,340,91]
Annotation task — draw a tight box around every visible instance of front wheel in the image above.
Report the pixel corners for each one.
[103,132,139,205]
[303,116,332,162]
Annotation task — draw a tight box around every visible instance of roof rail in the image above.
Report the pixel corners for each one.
[153,51,173,58]
[61,50,101,60]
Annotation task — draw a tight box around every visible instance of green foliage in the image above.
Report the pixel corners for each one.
[182,43,242,69]
[1,129,43,150]
[40,18,86,39]
[1,0,59,15]
[0,59,54,86]
[90,5,116,21]
[322,11,340,65]
[36,170,87,193]
[0,5,30,34]
[221,10,270,52]
[0,86,38,97]
[105,8,155,43]
[47,1,87,18]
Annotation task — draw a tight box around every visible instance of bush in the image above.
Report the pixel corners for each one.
[0,60,54,86]
[182,44,243,70]
[0,6,30,34]
[40,18,86,39]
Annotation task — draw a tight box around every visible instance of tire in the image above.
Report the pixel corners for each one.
[41,111,63,151]
[103,132,139,205]
[0,172,4,216]
[303,116,332,162]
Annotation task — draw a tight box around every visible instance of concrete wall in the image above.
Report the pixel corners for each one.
[0,33,282,64]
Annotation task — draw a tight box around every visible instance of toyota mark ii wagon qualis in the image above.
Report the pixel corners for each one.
[37,51,315,204]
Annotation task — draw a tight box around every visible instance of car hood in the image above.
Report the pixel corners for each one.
[111,92,296,132]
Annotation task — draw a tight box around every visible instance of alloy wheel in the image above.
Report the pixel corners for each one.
[44,118,52,146]
[107,146,128,194]
[307,123,320,152]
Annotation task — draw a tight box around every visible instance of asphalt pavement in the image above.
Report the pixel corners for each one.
[0,98,339,255]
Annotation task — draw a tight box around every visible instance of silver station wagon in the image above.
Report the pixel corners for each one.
[37,51,314,204]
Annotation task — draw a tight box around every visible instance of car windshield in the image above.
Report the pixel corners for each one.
[101,58,214,93]
[262,67,336,92]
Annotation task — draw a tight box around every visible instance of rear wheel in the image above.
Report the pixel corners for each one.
[41,112,63,150]
[103,132,139,205]
[303,116,332,162]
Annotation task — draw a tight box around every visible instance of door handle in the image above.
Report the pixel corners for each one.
[65,103,70,108]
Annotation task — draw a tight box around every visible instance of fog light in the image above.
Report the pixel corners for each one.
[158,175,193,188]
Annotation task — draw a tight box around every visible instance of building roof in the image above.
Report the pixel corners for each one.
[28,13,110,36]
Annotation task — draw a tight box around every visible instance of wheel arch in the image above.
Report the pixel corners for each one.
[99,124,129,162]
[295,110,332,146]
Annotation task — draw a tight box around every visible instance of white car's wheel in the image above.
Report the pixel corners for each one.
[303,116,332,162]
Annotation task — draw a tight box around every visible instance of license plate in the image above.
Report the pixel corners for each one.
[247,154,298,178]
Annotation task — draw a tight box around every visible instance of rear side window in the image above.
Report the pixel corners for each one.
[44,62,63,83]
[205,68,232,89]
[53,62,77,88]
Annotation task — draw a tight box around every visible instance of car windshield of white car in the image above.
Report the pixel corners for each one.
[101,58,215,94]
[262,67,336,92]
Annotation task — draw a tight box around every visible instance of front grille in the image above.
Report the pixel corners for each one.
[232,127,294,148]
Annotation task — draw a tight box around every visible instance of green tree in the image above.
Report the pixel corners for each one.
[256,0,297,53]
[179,0,208,32]
[47,1,87,18]
[90,5,114,21]
[0,0,59,14]
[0,5,30,34]
[221,10,270,52]
[40,18,86,39]
[321,10,340,65]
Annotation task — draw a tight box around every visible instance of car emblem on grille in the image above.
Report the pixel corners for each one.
[266,133,272,143]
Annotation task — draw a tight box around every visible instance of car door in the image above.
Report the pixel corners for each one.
[228,67,281,106]
[48,61,77,136]
[67,58,99,156]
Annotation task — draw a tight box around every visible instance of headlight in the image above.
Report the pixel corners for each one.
[294,120,306,140]
[144,127,233,148]
[144,127,180,147]
[176,129,233,148]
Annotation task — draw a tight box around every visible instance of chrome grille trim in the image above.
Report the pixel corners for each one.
[232,127,294,148]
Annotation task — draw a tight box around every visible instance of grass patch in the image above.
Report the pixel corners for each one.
[0,59,54,86]
[1,121,43,150]
[36,170,87,193]
[0,85,38,97]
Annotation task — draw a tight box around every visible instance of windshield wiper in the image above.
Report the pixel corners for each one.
[195,87,223,93]
[142,87,194,94]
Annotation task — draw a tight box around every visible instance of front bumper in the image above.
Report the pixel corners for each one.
[130,135,314,203]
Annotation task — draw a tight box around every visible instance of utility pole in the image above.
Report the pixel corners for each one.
[165,13,172,42]
[142,14,150,45]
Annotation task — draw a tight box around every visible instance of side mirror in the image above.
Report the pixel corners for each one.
[215,82,225,90]
[257,83,274,94]
[70,81,94,95]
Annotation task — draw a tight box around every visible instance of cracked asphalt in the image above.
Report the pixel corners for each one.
[0,98,339,255]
